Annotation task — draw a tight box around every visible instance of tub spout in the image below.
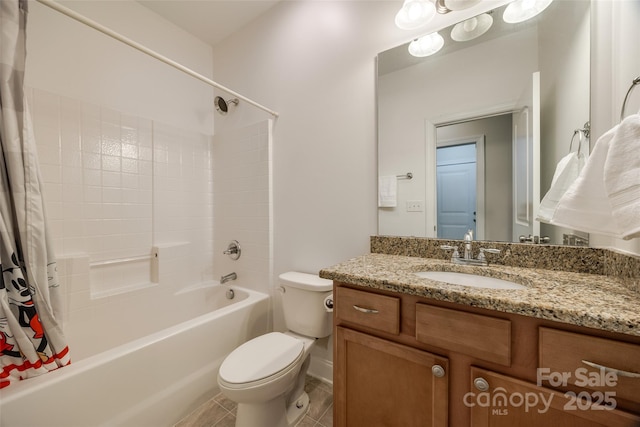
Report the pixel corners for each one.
[221,272,237,284]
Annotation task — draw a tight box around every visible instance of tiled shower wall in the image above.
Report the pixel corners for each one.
[27,87,215,343]
[30,89,155,264]
[212,120,273,294]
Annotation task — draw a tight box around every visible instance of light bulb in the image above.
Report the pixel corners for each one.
[395,0,436,30]
[463,17,478,32]
[503,0,553,23]
[408,32,444,57]
[451,13,493,42]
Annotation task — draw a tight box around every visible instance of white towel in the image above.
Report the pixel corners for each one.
[378,175,397,207]
[604,113,640,239]
[537,150,587,223]
[551,112,640,239]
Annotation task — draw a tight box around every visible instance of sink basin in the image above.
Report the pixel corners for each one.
[414,271,526,290]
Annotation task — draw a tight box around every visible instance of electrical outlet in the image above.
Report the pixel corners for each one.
[406,200,424,212]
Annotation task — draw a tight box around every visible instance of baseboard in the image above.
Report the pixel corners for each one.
[308,357,333,386]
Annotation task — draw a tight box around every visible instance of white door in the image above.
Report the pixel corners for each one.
[512,72,541,241]
[436,144,476,239]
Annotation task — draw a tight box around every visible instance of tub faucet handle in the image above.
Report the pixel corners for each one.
[477,248,501,263]
[440,245,460,260]
[223,240,241,260]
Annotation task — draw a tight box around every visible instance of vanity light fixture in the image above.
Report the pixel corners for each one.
[503,0,553,23]
[443,0,481,11]
[408,32,445,57]
[395,0,437,30]
[451,13,493,42]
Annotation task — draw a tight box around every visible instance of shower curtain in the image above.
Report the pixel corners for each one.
[0,0,70,389]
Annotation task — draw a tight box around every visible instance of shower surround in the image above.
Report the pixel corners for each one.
[0,87,274,423]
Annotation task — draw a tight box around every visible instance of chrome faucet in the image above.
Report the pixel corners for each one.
[440,230,501,266]
[463,229,474,260]
[220,272,237,284]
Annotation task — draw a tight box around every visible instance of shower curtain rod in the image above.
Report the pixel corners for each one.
[35,0,279,118]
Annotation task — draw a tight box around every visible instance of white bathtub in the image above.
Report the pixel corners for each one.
[0,284,270,427]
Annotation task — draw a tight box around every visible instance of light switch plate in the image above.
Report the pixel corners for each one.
[406,200,424,212]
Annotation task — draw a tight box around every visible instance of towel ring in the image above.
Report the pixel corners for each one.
[568,124,589,156]
[620,76,640,122]
[568,130,584,156]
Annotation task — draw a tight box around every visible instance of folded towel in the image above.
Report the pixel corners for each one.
[551,112,640,239]
[537,150,586,223]
[604,113,640,239]
[378,175,397,207]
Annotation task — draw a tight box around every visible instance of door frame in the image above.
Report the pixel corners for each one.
[512,71,541,241]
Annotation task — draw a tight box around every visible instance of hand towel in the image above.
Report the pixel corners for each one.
[551,112,640,239]
[378,175,397,207]
[604,113,640,239]
[537,150,586,223]
[550,125,619,236]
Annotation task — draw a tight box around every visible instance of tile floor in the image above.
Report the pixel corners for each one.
[174,376,333,427]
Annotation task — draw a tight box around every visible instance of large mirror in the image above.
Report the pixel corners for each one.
[377,0,590,244]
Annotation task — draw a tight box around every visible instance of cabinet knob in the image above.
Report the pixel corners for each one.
[431,364,446,378]
[474,377,489,391]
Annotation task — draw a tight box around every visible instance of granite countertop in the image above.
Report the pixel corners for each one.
[319,253,640,337]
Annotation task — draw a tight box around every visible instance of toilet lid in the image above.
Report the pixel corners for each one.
[219,332,304,384]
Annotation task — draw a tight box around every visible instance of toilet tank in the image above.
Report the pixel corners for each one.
[279,272,333,338]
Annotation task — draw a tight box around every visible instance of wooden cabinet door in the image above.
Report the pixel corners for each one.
[335,326,448,427]
[469,367,640,427]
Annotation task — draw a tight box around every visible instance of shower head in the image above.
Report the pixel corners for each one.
[214,96,239,115]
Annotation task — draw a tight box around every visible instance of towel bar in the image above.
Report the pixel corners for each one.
[396,172,413,180]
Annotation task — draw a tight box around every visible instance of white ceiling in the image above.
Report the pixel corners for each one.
[138,0,281,47]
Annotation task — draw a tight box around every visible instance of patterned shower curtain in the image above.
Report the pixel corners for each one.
[0,0,71,388]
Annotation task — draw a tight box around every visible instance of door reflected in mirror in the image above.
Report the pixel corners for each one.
[377,0,590,244]
[436,113,512,241]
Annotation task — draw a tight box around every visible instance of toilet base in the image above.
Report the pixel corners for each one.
[235,395,288,427]
[286,391,310,426]
[234,391,309,427]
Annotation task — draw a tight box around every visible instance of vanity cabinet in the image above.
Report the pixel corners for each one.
[335,327,449,427]
[333,283,640,426]
[334,286,449,427]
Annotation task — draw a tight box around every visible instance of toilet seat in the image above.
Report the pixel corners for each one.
[218,332,304,388]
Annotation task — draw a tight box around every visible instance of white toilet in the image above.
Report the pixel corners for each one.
[217,271,333,427]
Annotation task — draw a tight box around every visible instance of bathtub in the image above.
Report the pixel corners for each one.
[0,284,270,427]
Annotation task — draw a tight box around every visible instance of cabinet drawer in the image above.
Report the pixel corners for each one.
[416,304,511,366]
[539,328,640,405]
[335,287,400,335]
